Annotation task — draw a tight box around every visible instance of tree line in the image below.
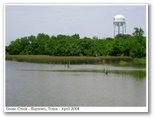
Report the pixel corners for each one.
[6,27,146,58]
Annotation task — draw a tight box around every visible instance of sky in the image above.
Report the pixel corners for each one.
[5,4,147,45]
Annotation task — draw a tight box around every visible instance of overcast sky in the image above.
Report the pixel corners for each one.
[5,4,147,45]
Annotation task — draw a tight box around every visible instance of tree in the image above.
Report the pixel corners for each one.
[92,36,98,40]
[115,34,132,39]
[37,33,50,40]
[132,27,144,36]
[71,34,80,39]
[5,32,146,58]
[7,39,21,55]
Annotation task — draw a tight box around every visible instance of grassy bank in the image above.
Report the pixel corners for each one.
[5,55,145,66]
[118,58,146,67]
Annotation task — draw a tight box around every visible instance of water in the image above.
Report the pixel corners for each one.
[5,61,146,106]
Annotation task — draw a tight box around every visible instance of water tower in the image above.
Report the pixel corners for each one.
[113,14,126,37]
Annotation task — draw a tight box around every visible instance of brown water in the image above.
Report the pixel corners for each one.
[5,61,146,106]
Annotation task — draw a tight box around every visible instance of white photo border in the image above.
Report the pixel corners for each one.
[3,3,148,112]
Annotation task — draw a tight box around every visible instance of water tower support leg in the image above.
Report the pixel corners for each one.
[118,23,120,34]
[113,24,115,37]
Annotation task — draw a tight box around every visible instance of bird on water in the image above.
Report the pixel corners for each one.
[104,68,108,75]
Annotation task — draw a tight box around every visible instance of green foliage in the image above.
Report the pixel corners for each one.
[119,60,129,66]
[6,28,146,58]
[133,58,146,65]
[132,27,144,37]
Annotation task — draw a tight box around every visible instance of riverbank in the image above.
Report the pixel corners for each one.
[5,55,146,67]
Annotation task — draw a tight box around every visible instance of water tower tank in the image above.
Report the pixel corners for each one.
[113,14,126,37]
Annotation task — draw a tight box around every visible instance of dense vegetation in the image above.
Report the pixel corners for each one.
[6,55,134,65]
[6,27,146,58]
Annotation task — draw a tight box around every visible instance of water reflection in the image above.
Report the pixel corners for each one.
[109,70,146,79]
[18,69,146,79]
